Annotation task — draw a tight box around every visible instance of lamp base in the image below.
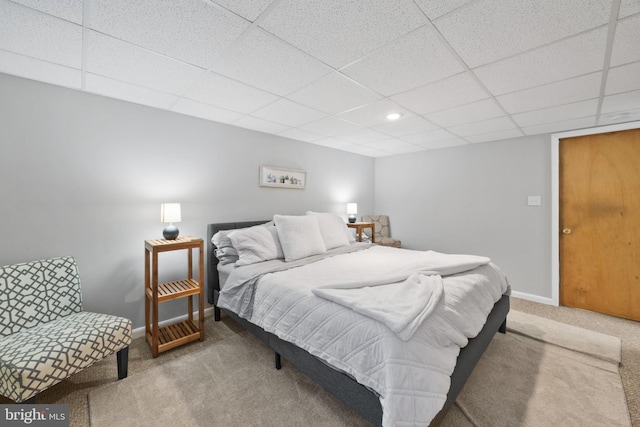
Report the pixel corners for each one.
[348,215,356,223]
[163,225,179,240]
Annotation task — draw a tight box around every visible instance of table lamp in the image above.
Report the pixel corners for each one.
[347,203,357,223]
[161,203,181,240]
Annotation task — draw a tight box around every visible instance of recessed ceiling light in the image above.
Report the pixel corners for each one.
[386,112,402,121]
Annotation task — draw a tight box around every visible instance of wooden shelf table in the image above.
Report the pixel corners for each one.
[144,236,204,357]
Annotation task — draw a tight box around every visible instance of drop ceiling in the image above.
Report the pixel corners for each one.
[1,0,639,157]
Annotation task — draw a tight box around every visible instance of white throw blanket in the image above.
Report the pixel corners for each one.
[312,251,490,340]
[314,273,443,341]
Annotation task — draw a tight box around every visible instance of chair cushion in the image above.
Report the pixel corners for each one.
[377,237,402,248]
[0,256,83,338]
[0,311,131,402]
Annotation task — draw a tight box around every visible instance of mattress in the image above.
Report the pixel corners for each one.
[218,245,509,427]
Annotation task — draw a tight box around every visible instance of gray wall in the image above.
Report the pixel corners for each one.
[0,73,375,328]
[374,135,552,300]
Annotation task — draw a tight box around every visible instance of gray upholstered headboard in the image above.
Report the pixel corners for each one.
[206,220,269,305]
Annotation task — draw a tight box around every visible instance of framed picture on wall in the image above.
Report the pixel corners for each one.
[259,165,306,189]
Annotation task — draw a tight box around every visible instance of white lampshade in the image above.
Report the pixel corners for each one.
[347,203,357,215]
[160,203,181,224]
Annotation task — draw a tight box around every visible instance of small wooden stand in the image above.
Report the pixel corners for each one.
[144,236,204,357]
[347,222,376,243]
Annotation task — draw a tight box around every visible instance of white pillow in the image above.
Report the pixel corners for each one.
[211,229,239,265]
[274,214,327,261]
[229,224,284,266]
[306,211,352,248]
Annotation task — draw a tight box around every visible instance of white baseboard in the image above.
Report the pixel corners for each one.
[131,306,216,340]
[510,290,557,306]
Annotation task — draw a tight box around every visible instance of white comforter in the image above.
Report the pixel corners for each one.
[218,245,509,427]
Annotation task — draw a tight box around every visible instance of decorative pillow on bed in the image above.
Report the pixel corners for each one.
[274,214,327,261]
[305,211,353,248]
[211,230,239,265]
[229,224,284,266]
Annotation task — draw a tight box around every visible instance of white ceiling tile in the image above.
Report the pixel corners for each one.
[340,144,390,157]
[363,138,425,154]
[512,99,598,127]
[89,0,249,69]
[0,50,80,88]
[449,116,516,137]
[599,108,640,125]
[619,0,640,19]
[171,98,244,123]
[465,128,525,144]
[474,27,608,95]
[436,0,611,68]
[212,0,274,21]
[184,72,279,114]
[336,99,415,127]
[311,138,357,150]
[85,73,178,109]
[391,72,489,114]
[258,0,426,68]
[606,61,640,95]
[600,89,640,113]
[86,31,204,95]
[338,128,390,144]
[341,25,464,96]
[231,116,290,134]
[211,28,330,96]
[521,116,597,135]
[286,72,381,115]
[413,0,474,20]
[0,0,82,68]
[401,128,459,144]
[373,116,439,137]
[610,14,640,66]
[412,138,468,150]
[277,128,324,143]
[425,99,505,127]
[298,116,363,137]
[9,0,82,24]
[496,72,602,114]
[251,98,326,127]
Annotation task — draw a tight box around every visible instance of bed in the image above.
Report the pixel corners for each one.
[207,216,510,426]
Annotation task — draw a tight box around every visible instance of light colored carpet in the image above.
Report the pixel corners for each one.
[455,312,629,426]
[89,310,631,427]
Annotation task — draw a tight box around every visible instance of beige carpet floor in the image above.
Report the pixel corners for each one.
[87,306,630,427]
[511,298,640,426]
[2,298,637,426]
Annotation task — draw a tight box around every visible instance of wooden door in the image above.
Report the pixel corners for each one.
[560,128,640,321]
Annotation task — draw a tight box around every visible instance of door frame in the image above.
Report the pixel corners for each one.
[551,120,640,306]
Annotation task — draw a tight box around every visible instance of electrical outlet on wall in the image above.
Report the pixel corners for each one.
[527,196,541,206]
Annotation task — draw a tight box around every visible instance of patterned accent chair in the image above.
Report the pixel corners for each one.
[0,256,132,403]
[361,215,401,248]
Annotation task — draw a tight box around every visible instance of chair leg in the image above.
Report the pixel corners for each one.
[22,396,36,404]
[214,306,221,321]
[117,347,129,379]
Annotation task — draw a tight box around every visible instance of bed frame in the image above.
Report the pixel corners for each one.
[207,221,509,426]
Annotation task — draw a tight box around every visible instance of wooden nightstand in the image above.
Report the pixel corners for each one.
[347,222,375,243]
[144,236,204,357]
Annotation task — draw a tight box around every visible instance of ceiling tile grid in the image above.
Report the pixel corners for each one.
[0,0,82,68]
[1,0,639,157]
[88,0,250,68]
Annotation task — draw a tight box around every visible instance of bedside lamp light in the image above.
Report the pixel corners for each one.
[347,203,357,223]
[160,203,181,240]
